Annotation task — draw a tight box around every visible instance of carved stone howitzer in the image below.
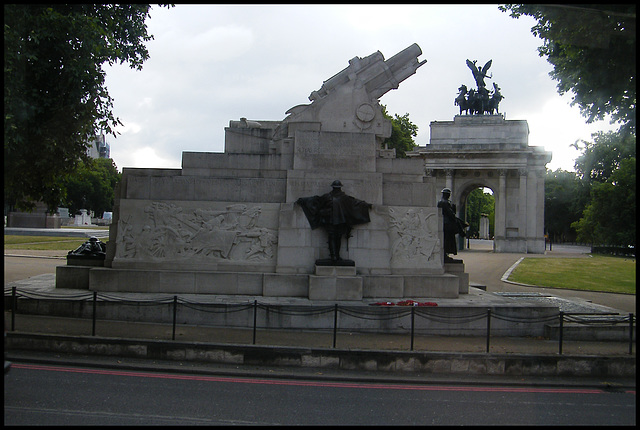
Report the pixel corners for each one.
[281,43,427,142]
[309,43,427,101]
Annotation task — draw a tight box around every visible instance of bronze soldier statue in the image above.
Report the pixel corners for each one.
[437,188,468,262]
[296,180,372,265]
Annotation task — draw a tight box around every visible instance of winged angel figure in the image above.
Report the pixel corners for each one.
[466,59,492,89]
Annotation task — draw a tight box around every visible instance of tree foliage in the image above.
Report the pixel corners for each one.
[567,131,636,247]
[380,105,418,158]
[465,188,495,238]
[499,4,636,134]
[572,157,636,246]
[4,4,171,212]
[572,130,636,182]
[62,158,121,217]
[544,169,589,242]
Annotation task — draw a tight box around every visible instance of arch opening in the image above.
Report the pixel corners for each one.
[458,185,495,251]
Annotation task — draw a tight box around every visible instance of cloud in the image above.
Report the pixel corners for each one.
[525,95,619,171]
[103,4,615,173]
[155,25,255,66]
[113,146,181,170]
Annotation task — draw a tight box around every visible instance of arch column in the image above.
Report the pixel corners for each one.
[528,168,546,253]
[445,169,454,191]
[518,168,528,245]
[495,169,507,250]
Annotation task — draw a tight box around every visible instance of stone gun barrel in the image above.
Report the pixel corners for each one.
[309,43,426,102]
[367,43,427,99]
[386,43,427,81]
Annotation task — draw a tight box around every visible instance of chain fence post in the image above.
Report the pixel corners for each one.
[333,304,338,348]
[410,307,415,351]
[558,311,564,355]
[11,287,17,331]
[486,308,491,353]
[91,291,97,336]
[629,313,634,355]
[252,300,257,345]
[172,296,178,340]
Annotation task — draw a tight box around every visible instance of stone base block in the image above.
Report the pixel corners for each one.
[66,255,105,267]
[363,274,461,298]
[315,265,357,276]
[309,276,363,301]
[402,274,460,298]
[78,267,464,300]
[457,272,470,294]
[362,275,404,298]
[444,262,470,294]
[56,266,91,290]
[263,274,309,297]
[89,268,263,295]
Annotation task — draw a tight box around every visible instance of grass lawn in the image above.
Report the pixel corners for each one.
[4,235,88,251]
[508,255,636,294]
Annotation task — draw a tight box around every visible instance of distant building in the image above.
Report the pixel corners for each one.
[87,134,110,159]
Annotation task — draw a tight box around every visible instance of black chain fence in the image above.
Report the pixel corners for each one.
[5,286,635,355]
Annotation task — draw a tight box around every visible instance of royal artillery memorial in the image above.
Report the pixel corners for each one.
[56,44,557,336]
[88,42,472,299]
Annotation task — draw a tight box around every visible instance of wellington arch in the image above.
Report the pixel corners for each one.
[407,114,552,254]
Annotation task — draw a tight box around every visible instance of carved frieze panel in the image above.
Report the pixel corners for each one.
[388,206,440,269]
[115,201,278,263]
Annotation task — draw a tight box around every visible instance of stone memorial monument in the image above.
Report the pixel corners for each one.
[58,43,470,299]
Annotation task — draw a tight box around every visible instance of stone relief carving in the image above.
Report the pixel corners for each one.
[388,207,440,264]
[115,202,277,262]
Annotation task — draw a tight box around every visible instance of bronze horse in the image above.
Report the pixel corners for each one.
[454,85,470,115]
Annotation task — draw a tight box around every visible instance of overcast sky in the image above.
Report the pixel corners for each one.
[103,4,618,173]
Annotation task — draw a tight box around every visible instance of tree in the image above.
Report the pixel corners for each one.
[62,158,121,217]
[465,188,495,238]
[499,4,636,134]
[572,157,636,246]
[572,130,636,183]
[544,169,589,243]
[380,105,418,158]
[570,131,636,247]
[4,4,172,212]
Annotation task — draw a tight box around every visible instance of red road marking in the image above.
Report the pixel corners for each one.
[12,363,634,394]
